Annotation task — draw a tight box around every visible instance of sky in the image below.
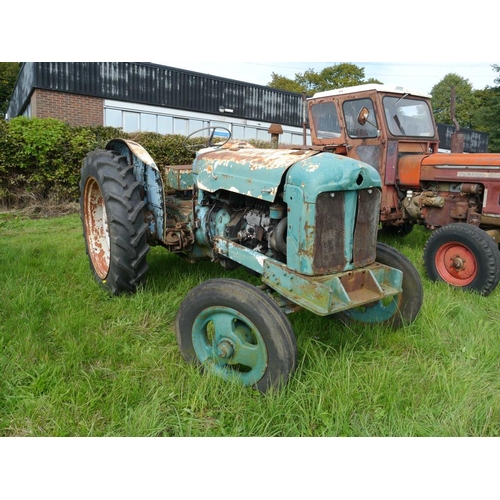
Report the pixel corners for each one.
[4,1,498,95]
[154,61,498,95]
[4,2,498,98]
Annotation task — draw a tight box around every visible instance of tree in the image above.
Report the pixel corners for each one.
[0,63,21,118]
[268,63,382,94]
[430,73,478,129]
[268,72,305,93]
[472,64,500,152]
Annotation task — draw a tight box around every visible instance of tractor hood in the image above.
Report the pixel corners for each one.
[193,146,319,202]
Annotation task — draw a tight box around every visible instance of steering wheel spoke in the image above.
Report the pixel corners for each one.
[183,126,232,152]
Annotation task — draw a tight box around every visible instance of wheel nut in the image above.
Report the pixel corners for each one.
[217,341,234,358]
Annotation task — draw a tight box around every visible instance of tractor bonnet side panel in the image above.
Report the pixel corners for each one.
[421,153,500,217]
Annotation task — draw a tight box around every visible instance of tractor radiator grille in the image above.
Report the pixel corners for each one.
[313,188,380,274]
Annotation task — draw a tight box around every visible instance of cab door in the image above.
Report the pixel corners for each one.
[338,95,384,175]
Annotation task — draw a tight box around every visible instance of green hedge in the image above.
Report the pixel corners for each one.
[0,117,227,208]
[1,118,114,205]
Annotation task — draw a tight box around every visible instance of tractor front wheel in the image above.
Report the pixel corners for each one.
[175,278,297,393]
[80,149,150,295]
[335,243,423,329]
[423,223,500,295]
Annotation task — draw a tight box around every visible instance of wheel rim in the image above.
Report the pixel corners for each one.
[191,306,268,386]
[434,242,477,286]
[341,296,399,323]
[83,177,110,279]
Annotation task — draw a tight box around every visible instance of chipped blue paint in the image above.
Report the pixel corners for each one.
[193,148,319,202]
[284,153,382,275]
[212,237,403,317]
[285,152,381,202]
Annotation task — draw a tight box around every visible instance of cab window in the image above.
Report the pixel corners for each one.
[383,96,434,137]
[342,98,378,138]
[310,101,341,139]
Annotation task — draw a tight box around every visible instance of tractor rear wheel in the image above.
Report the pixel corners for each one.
[175,278,297,393]
[423,223,500,295]
[80,149,150,295]
[335,243,423,329]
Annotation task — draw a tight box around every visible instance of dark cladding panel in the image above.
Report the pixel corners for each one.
[437,123,489,153]
[8,62,305,126]
[6,62,34,119]
[36,62,103,95]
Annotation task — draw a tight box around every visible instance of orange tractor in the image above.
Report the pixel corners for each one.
[306,83,500,295]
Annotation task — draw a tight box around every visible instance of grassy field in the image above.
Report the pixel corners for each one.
[1,211,499,437]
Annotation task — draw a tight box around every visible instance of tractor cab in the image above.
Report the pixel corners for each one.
[307,84,440,223]
[308,84,439,168]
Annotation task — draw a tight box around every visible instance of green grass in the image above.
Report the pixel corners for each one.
[1,212,499,436]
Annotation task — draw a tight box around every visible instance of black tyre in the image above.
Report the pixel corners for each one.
[336,242,423,329]
[380,222,414,237]
[175,278,297,393]
[80,149,150,295]
[423,223,500,295]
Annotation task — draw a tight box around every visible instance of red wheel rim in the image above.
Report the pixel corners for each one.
[434,242,477,286]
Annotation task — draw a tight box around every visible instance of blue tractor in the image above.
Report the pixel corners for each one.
[80,127,423,392]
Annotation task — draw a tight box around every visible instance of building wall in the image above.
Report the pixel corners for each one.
[7,63,304,128]
[31,89,104,127]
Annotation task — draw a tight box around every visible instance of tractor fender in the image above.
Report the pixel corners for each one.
[106,139,165,243]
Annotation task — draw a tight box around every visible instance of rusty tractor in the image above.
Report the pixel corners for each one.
[306,84,500,295]
[80,127,423,392]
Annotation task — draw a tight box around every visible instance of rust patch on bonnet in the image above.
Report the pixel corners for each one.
[198,148,318,171]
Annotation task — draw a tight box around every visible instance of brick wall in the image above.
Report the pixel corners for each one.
[31,89,104,127]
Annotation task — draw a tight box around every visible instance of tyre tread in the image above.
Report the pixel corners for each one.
[80,149,150,295]
[423,223,500,295]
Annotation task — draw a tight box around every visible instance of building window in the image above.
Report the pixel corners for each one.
[123,111,140,132]
[158,116,173,135]
[141,113,157,132]
[189,119,207,135]
[174,118,188,135]
[102,101,311,145]
[232,125,245,140]
[105,108,122,128]
[256,128,268,141]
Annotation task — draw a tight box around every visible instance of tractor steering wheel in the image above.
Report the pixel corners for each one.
[183,126,232,151]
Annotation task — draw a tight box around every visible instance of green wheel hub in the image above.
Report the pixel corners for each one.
[341,297,398,323]
[192,306,268,386]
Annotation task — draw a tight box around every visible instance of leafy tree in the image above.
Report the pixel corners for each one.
[268,63,382,94]
[0,62,21,118]
[472,64,500,152]
[268,73,305,93]
[430,73,478,129]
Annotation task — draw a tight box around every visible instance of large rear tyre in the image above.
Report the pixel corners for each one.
[175,278,297,393]
[80,149,150,295]
[423,223,500,295]
[335,243,423,329]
